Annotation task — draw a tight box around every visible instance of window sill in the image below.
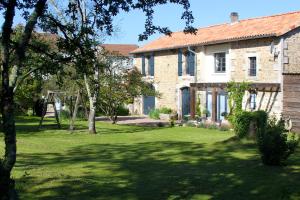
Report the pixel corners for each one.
[212,72,227,75]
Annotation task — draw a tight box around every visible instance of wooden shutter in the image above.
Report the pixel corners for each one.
[178,49,182,76]
[142,55,146,76]
[189,52,195,76]
[150,53,154,76]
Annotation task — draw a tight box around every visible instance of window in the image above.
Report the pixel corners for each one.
[250,93,256,110]
[249,57,257,77]
[215,52,226,73]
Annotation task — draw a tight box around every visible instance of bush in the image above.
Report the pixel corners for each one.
[169,119,175,127]
[117,106,130,116]
[27,109,34,116]
[234,110,268,139]
[149,109,160,119]
[207,123,218,130]
[60,110,70,120]
[219,124,230,131]
[159,107,172,114]
[257,118,299,166]
[197,122,206,128]
[233,111,252,138]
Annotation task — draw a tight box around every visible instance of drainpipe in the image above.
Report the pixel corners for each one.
[187,46,197,83]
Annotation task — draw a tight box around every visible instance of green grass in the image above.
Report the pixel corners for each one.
[0,117,300,200]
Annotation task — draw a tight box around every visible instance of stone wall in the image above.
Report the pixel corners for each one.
[283,27,300,73]
[133,37,283,116]
[230,38,281,83]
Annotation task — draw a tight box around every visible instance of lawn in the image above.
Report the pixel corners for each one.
[0,117,300,200]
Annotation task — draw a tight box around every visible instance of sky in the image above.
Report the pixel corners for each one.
[1,0,300,46]
[107,0,300,46]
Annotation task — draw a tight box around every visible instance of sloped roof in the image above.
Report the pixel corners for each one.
[102,44,139,56]
[132,10,300,54]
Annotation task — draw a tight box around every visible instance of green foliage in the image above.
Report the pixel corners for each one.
[159,107,173,114]
[233,110,268,138]
[257,118,299,166]
[116,106,130,116]
[207,123,218,130]
[27,109,34,117]
[226,81,250,125]
[202,108,210,117]
[60,110,71,120]
[219,124,231,131]
[169,119,175,127]
[185,121,196,127]
[98,66,158,123]
[234,111,253,138]
[149,109,160,120]
[196,96,201,116]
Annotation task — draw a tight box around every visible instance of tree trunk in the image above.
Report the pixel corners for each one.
[69,91,80,131]
[84,75,97,134]
[0,88,17,200]
[88,100,96,134]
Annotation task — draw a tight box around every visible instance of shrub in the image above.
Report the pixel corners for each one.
[234,110,268,139]
[149,109,160,119]
[202,109,210,117]
[185,121,196,127]
[60,110,70,120]
[169,119,175,127]
[27,109,34,116]
[233,111,252,138]
[159,107,172,114]
[157,122,165,127]
[219,124,230,131]
[257,118,299,166]
[207,123,218,130]
[197,122,206,128]
[117,106,130,116]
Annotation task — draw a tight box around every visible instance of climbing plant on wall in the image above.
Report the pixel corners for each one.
[226,81,250,124]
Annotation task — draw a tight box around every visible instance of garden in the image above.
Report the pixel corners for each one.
[0,117,299,200]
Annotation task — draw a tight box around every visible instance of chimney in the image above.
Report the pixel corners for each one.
[230,12,239,24]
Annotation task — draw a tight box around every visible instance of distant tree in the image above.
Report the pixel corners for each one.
[0,0,194,198]
[98,57,157,124]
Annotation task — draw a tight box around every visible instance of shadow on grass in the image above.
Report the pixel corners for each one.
[15,140,300,200]
[14,116,169,136]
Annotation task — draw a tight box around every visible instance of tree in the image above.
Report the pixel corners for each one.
[0,0,194,198]
[98,56,157,124]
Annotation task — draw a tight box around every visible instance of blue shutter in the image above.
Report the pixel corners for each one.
[150,53,154,76]
[186,52,190,75]
[189,52,195,76]
[178,49,182,76]
[142,55,145,76]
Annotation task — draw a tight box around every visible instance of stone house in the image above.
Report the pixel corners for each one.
[131,11,300,132]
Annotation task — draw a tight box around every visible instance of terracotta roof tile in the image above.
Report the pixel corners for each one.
[132,10,300,54]
[102,44,139,56]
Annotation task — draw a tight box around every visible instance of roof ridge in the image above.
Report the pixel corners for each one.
[102,43,138,46]
[170,10,300,34]
[239,10,300,22]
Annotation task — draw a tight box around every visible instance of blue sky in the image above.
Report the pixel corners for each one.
[107,0,300,46]
[1,0,300,46]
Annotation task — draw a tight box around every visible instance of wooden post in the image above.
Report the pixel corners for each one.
[190,87,196,119]
[211,88,218,122]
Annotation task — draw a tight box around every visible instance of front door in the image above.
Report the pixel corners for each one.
[143,95,155,115]
[181,87,190,117]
